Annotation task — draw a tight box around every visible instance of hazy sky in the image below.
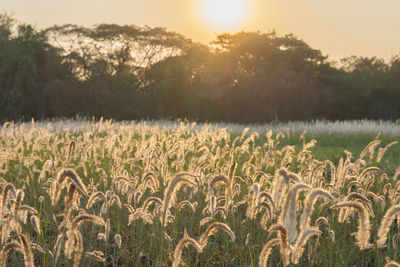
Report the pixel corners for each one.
[2,0,400,60]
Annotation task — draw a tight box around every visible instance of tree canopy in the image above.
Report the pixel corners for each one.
[0,13,399,122]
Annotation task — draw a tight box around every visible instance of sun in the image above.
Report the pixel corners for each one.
[202,0,248,30]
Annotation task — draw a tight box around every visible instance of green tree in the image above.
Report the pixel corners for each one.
[0,15,73,120]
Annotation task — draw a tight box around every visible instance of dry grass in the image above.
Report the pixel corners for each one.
[0,119,399,266]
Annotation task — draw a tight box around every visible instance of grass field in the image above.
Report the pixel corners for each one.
[0,119,399,266]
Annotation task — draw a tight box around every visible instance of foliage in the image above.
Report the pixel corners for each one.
[1,13,400,122]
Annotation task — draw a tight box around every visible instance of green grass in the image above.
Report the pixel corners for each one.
[278,133,400,174]
[1,120,400,266]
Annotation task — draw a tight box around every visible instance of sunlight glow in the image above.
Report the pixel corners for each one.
[202,0,247,30]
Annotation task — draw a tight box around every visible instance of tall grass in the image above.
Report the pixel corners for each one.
[0,118,399,266]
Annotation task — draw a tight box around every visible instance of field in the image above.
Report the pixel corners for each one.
[0,119,400,266]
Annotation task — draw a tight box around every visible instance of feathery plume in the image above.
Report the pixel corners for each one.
[14,189,25,216]
[52,233,64,267]
[86,191,106,209]
[142,197,163,212]
[66,141,75,163]
[315,216,329,228]
[199,222,235,247]
[332,201,371,249]
[128,210,154,225]
[73,231,83,267]
[339,192,374,223]
[114,234,122,248]
[259,191,276,211]
[385,261,400,267]
[85,251,106,262]
[0,241,22,267]
[300,188,332,231]
[377,141,398,163]
[278,168,301,187]
[53,169,88,206]
[207,174,230,199]
[20,234,34,267]
[280,183,311,243]
[268,224,290,266]
[1,183,16,218]
[359,140,381,160]
[162,173,197,226]
[259,238,279,267]
[290,228,322,264]
[172,237,203,267]
[357,167,382,183]
[30,215,41,235]
[71,214,105,231]
[377,204,400,247]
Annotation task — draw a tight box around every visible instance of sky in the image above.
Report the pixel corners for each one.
[2,0,400,60]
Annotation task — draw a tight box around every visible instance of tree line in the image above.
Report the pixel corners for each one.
[1,13,399,123]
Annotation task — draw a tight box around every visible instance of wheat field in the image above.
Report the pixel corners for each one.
[0,119,400,266]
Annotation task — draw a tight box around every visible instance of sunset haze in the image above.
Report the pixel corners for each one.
[2,0,400,59]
